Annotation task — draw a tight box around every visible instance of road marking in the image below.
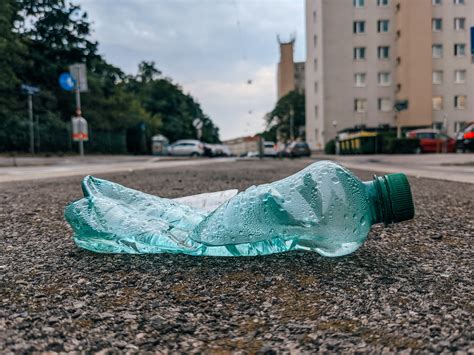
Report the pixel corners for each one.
[0,158,236,183]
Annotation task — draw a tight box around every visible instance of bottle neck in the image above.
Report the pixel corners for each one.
[364,178,390,225]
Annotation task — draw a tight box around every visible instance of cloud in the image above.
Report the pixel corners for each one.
[80,0,305,140]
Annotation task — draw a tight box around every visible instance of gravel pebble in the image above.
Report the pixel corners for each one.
[1,159,473,352]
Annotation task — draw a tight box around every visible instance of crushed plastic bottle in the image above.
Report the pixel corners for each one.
[65,161,415,257]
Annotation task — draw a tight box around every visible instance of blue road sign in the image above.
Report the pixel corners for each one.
[59,72,75,91]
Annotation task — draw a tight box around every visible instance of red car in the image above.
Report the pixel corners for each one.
[406,129,456,153]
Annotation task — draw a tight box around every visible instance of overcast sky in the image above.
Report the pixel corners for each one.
[80,0,305,140]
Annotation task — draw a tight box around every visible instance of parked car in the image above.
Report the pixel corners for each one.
[455,123,474,152]
[204,144,232,157]
[286,142,311,158]
[168,140,204,157]
[263,141,277,157]
[406,129,455,153]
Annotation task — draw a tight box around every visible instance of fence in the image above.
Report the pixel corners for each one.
[0,116,129,154]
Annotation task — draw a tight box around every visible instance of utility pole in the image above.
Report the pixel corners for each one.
[21,84,40,155]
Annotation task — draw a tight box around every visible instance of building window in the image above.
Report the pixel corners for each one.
[432,96,443,110]
[353,21,366,34]
[454,44,466,57]
[454,18,466,30]
[355,73,367,87]
[432,18,442,31]
[354,99,367,113]
[432,0,442,5]
[378,46,390,59]
[454,70,466,83]
[432,70,443,84]
[353,0,365,7]
[315,105,319,118]
[454,95,466,109]
[313,35,317,47]
[354,47,366,60]
[377,0,389,6]
[378,98,392,112]
[432,44,443,58]
[454,121,467,132]
[378,72,391,86]
[378,20,390,33]
[432,122,444,130]
[314,81,318,93]
[313,11,316,23]
[454,0,464,4]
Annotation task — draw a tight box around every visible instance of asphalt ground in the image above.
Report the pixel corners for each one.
[1,159,473,353]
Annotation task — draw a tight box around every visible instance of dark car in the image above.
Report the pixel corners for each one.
[286,142,311,158]
[406,129,455,153]
[455,123,474,153]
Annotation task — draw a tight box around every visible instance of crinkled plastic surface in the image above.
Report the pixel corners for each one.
[65,161,373,257]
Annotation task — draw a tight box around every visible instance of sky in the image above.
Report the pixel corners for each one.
[79,0,305,140]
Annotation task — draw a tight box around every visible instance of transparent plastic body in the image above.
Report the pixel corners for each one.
[65,161,376,257]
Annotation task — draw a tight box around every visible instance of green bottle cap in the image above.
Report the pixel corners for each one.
[373,173,415,225]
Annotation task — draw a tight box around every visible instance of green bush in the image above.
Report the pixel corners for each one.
[382,137,420,154]
[324,139,336,154]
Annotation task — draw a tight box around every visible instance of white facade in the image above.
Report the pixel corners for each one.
[305,0,474,149]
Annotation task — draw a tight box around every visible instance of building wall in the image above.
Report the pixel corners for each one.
[294,62,306,93]
[305,0,318,149]
[305,0,474,149]
[396,0,433,128]
[431,0,474,132]
[223,136,259,157]
[277,42,296,99]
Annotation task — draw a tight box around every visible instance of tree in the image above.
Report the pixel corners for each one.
[125,61,220,143]
[138,61,161,83]
[264,90,305,142]
[0,1,220,152]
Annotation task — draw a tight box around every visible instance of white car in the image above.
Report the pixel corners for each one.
[263,141,277,157]
[169,140,204,157]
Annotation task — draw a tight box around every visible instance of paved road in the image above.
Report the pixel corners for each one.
[1,153,473,184]
[0,157,235,183]
[1,160,472,352]
[316,153,474,184]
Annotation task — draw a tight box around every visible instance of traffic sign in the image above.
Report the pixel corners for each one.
[21,84,40,95]
[394,100,409,112]
[72,116,89,141]
[69,63,88,92]
[59,73,75,91]
[193,118,203,130]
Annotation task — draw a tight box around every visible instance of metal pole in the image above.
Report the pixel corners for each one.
[75,73,84,158]
[28,94,35,154]
[36,114,40,153]
[289,108,294,141]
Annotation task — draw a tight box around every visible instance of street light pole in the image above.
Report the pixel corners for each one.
[289,108,294,141]
[28,93,34,155]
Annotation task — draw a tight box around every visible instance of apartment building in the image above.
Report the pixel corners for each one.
[277,37,305,99]
[305,0,474,150]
